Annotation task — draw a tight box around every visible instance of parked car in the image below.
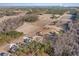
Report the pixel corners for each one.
[8,43,19,53]
[0,52,10,56]
[70,12,77,21]
[62,23,70,32]
[77,29,79,35]
[23,35,32,44]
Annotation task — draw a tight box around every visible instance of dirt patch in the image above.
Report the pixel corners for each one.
[16,14,53,36]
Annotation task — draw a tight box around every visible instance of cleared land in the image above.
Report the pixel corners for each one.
[16,14,53,36]
[0,12,70,52]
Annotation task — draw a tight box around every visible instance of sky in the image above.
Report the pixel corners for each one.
[0,3,79,7]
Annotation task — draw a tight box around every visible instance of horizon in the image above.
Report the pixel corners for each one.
[0,3,79,7]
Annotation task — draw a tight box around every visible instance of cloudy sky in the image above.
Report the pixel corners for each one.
[0,3,79,7]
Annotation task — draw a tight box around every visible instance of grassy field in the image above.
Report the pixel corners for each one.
[0,31,23,45]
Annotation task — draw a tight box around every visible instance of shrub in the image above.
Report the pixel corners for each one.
[4,31,23,38]
[45,8,67,15]
[12,40,53,56]
[24,14,38,22]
